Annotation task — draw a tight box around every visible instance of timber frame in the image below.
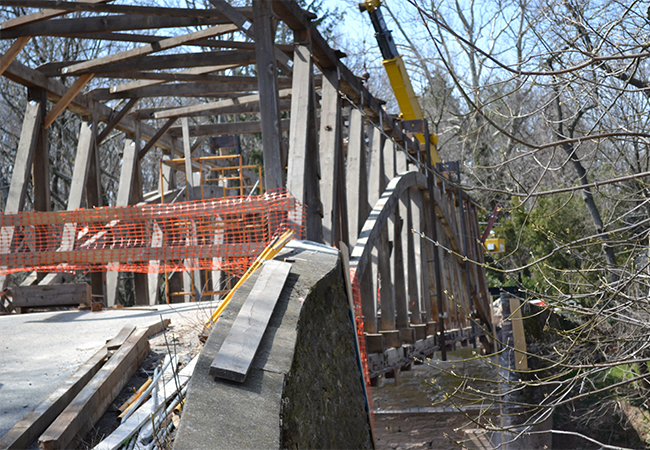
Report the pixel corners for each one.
[0,1,493,360]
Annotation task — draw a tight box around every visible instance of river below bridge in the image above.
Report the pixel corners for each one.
[371,346,501,449]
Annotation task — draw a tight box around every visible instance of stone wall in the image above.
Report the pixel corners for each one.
[174,241,373,449]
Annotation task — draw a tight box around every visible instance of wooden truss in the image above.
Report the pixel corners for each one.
[0,0,493,359]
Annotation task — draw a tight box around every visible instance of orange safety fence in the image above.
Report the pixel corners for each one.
[0,188,304,276]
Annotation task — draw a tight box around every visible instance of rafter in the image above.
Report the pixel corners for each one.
[152,88,293,119]
[89,81,259,101]
[62,24,239,76]
[43,73,94,129]
[38,50,256,77]
[0,36,30,76]
[0,15,227,39]
[0,0,111,31]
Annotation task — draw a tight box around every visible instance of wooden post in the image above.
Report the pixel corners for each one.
[106,135,138,306]
[181,117,202,302]
[0,94,44,289]
[31,88,50,213]
[367,125,385,208]
[85,112,105,301]
[253,0,284,191]
[319,69,344,246]
[35,117,96,288]
[378,224,395,331]
[360,261,377,333]
[346,107,369,246]
[287,39,322,242]
[406,187,421,324]
[394,198,408,330]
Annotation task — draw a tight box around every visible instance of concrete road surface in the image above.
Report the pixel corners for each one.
[0,302,217,443]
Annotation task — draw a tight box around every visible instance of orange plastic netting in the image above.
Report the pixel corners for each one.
[0,188,304,276]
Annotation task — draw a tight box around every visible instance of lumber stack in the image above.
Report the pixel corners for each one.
[0,320,171,450]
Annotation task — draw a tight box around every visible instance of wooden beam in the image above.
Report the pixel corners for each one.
[11,283,91,310]
[0,2,243,21]
[210,260,292,382]
[5,97,43,213]
[62,24,238,75]
[40,50,256,78]
[4,60,178,152]
[319,70,343,246]
[31,88,50,212]
[346,107,369,245]
[43,73,94,129]
[168,118,290,137]
[287,43,313,205]
[253,0,284,191]
[90,81,259,101]
[67,118,95,210]
[0,0,111,31]
[106,63,247,93]
[38,327,151,450]
[0,36,30,76]
[96,98,137,144]
[152,89,292,119]
[0,14,228,38]
[138,118,175,159]
[0,346,108,450]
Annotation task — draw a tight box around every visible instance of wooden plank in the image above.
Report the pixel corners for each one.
[209,260,292,382]
[38,327,151,450]
[11,283,91,309]
[106,325,136,351]
[0,36,30,76]
[142,317,171,339]
[92,356,197,450]
[43,74,94,129]
[63,24,239,75]
[253,0,284,192]
[0,346,108,450]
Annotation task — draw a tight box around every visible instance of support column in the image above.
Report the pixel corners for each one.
[319,69,346,246]
[346,108,369,246]
[0,94,45,289]
[31,88,50,213]
[407,187,422,324]
[182,117,202,302]
[253,0,284,191]
[287,39,322,242]
[394,196,408,331]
